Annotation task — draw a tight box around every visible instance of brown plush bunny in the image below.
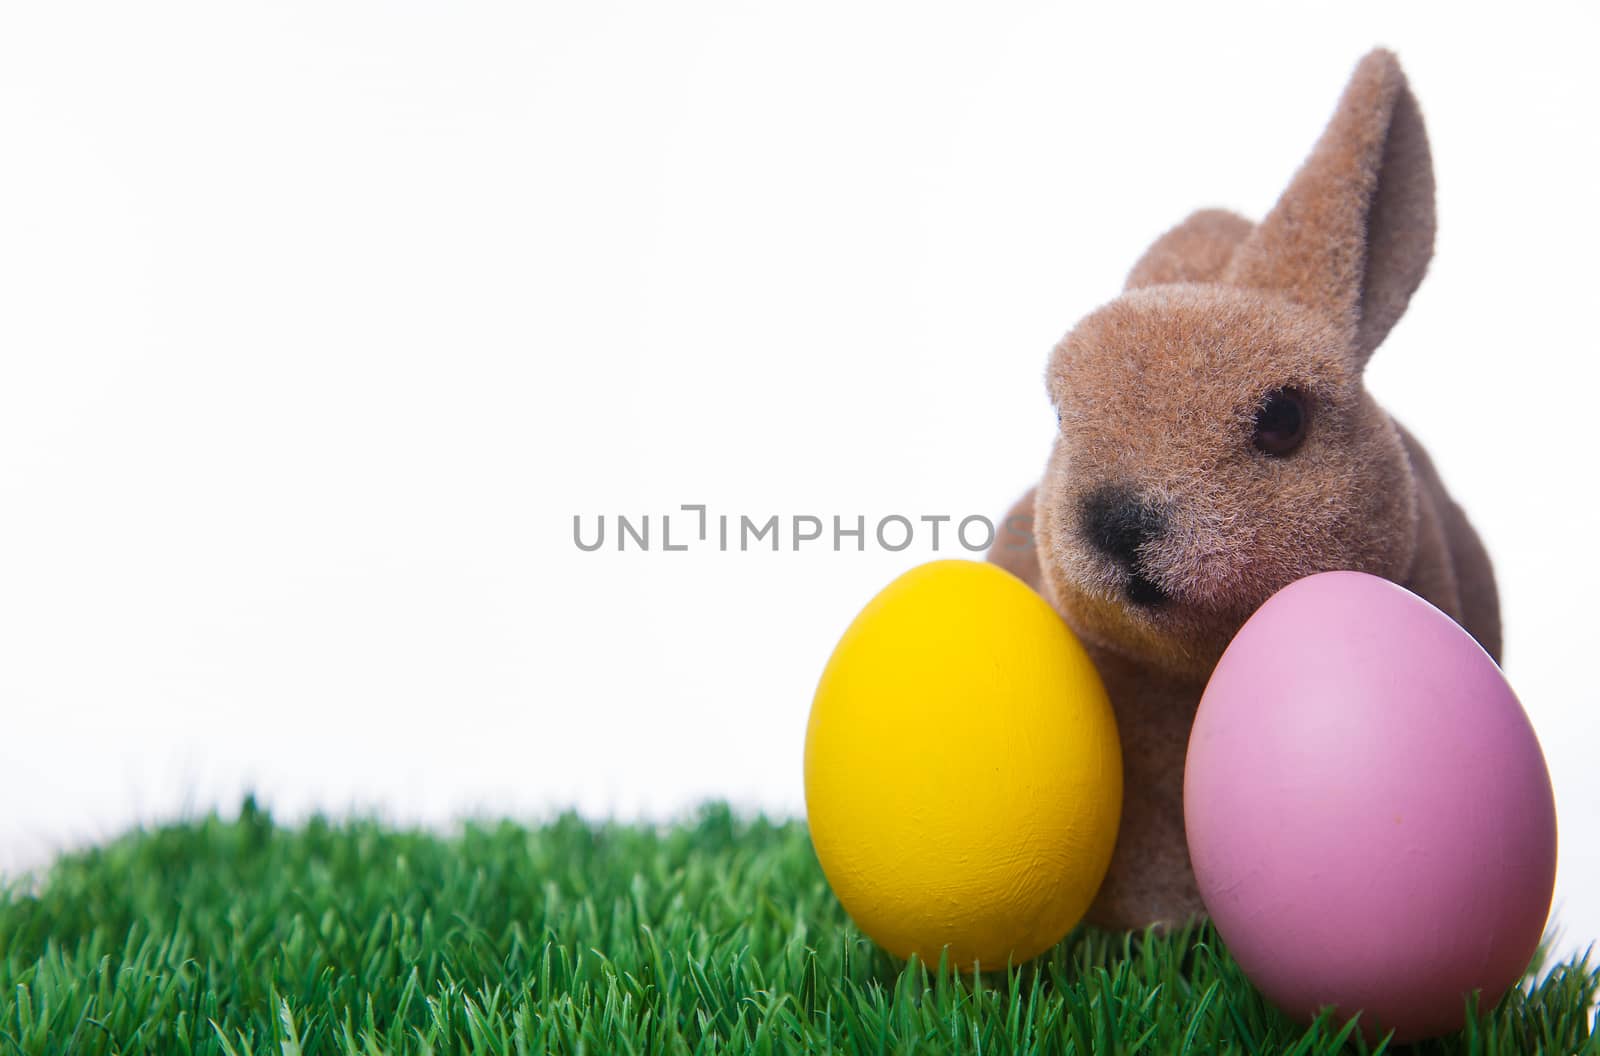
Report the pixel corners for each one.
[988,49,1501,932]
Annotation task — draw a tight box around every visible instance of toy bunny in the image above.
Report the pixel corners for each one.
[989,49,1501,931]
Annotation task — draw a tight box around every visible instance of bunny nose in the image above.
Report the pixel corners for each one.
[1080,485,1164,565]
[1079,485,1170,605]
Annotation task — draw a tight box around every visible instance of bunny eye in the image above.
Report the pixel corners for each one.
[1252,387,1308,457]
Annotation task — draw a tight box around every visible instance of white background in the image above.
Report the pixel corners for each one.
[2,2,1596,969]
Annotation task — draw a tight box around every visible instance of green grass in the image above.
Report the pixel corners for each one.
[0,800,1592,1055]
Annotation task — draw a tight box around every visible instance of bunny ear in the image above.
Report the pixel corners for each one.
[1223,49,1435,364]
[1125,209,1253,289]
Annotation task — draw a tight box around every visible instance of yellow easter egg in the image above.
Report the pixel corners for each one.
[805,559,1121,969]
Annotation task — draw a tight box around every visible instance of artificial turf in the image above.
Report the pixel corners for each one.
[0,800,1592,1055]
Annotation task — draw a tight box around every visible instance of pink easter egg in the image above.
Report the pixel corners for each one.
[1184,571,1556,1043]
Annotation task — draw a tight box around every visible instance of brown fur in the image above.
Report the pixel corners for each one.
[988,50,1500,931]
